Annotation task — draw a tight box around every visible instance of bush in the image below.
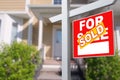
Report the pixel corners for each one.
[85,50,120,80]
[0,42,40,80]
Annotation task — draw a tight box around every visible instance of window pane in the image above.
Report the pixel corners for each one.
[11,23,18,42]
[56,29,62,43]
[54,0,61,4]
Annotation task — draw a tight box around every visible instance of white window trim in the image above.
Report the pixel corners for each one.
[52,0,54,5]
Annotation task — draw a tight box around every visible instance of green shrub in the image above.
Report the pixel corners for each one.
[0,42,41,80]
[85,50,120,80]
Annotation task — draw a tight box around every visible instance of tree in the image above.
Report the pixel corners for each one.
[0,42,41,80]
[85,50,120,80]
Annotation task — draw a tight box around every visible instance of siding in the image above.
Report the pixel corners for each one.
[30,0,52,5]
[0,0,25,11]
[71,0,88,4]
[22,17,39,47]
[30,0,88,5]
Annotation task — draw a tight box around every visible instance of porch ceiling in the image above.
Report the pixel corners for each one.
[9,12,30,19]
[0,11,30,19]
[29,4,84,23]
[29,2,120,23]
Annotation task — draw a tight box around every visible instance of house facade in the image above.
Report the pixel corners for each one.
[0,0,120,60]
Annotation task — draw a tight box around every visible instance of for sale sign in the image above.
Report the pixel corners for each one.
[73,10,114,58]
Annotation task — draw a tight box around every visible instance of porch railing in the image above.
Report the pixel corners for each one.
[34,45,44,80]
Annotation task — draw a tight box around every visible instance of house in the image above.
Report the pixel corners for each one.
[0,0,120,61]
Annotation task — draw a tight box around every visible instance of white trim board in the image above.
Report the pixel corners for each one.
[49,0,116,23]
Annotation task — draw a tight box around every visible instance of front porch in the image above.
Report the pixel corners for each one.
[35,58,85,80]
[28,4,89,80]
[28,4,90,60]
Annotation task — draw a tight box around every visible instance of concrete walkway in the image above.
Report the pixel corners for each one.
[37,59,62,80]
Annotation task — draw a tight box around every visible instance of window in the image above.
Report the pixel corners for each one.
[11,23,18,42]
[54,0,61,4]
[56,29,62,43]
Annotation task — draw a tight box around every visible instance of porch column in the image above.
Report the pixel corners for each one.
[38,17,43,50]
[38,17,45,60]
[28,17,33,45]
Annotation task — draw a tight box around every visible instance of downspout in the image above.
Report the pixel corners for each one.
[26,0,34,45]
[28,16,34,45]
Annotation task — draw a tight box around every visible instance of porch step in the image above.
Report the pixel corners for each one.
[43,65,61,69]
[37,65,61,80]
[38,70,61,80]
[37,60,62,80]
[43,59,61,65]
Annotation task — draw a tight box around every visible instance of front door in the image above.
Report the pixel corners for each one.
[53,27,62,59]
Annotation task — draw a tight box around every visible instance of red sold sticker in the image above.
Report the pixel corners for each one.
[73,10,114,58]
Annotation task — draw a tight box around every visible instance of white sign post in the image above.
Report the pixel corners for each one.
[62,0,71,80]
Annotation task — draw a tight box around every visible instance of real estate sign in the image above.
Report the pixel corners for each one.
[73,10,114,58]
